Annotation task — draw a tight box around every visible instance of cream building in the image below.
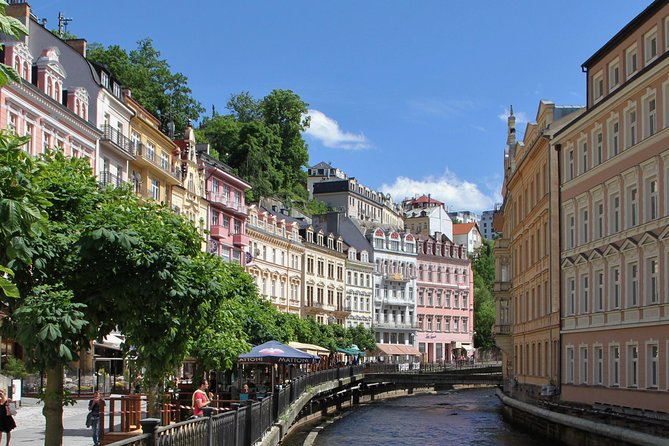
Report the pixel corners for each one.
[300,225,349,325]
[245,206,304,315]
[172,125,208,238]
[555,1,669,413]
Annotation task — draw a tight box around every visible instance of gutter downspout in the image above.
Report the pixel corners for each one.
[553,141,562,391]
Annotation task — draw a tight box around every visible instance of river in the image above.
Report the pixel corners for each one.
[282,387,543,446]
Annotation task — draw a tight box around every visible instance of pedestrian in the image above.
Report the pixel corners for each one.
[192,379,213,417]
[0,389,16,446]
[88,390,105,446]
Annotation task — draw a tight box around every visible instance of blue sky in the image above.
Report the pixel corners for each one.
[34,0,649,211]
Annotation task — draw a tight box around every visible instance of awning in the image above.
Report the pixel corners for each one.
[455,342,475,352]
[238,340,321,364]
[288,341,330,356]
[336,347,366,357]
[374,343,421,356]
[94,334,125,351]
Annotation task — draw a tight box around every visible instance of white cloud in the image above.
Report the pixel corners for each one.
[303,109,370,150]
[498,107,529,125]
[380,170,499,213]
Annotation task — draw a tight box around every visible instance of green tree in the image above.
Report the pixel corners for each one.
[347,324,376,352]
[87,38,204,136]
[472,240,496,349]
[0,133,51,298]
[198,89,311,203]
[0,0,28,85]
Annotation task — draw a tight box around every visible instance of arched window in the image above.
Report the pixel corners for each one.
[22,62,28,80]
[47,78,53,97]
[14,56,20,70]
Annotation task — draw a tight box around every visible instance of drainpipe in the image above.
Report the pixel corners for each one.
[553,141,562,391]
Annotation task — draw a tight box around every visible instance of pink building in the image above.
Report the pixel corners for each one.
[415,233,474,363]
[201,152,252,264]
[555,1,669,413]
[0,31,99,164]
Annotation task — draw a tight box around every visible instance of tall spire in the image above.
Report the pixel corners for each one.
[506,105,516,146]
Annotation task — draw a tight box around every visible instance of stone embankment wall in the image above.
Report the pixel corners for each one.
[497,389,669,446]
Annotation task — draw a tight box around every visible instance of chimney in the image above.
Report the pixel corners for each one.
[6,2,30,30]
[65,39,87,57]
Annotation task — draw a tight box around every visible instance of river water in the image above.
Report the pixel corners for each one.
[283,387,542,446]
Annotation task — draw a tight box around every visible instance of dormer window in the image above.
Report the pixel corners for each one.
[307,229,314,243]
[361,251,368,262]
[101,71,109,88]
[327,236,334,249]
[36,47,66,101]
[317,234,324,246]
[6,42,33,82]
[337,240,343,252]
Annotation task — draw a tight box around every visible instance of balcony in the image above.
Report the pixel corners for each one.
[232,233,250,247]
[375,321,416,330]
[383,272,411,283]
[98,171,123,188]
[494,324,512,335]
[132,141,182,183]
[209,225,230,239]
[100,124,134,159]
[207,192,248,215]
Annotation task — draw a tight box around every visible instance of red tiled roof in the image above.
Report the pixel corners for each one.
[411,194,443,205]
[452,223,476,235]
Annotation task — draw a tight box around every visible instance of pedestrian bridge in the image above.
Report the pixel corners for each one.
[363,362,503,388]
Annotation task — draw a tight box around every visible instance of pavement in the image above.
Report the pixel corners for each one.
[11,396,115,446]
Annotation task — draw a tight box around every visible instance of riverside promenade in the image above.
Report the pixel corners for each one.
[11,396,117,446]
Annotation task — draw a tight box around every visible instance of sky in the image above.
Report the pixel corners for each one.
[33,0,650,212]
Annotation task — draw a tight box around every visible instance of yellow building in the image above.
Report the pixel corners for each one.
[172,125,208,239]
[494,103,581,394]
[125,94,182,205]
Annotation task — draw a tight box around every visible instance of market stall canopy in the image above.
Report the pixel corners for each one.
[288,341,330,356]
[336,345,366,357]
[373,344,421,356]
[238,340,321,365]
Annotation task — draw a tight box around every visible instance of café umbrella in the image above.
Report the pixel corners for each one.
[238,341,320,396]
[238,340,321,364]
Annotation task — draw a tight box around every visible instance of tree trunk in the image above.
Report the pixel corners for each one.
[43,365,64,446]
[146,383,161,418]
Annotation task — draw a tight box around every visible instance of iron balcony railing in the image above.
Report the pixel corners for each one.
[100,124,134,157]
[98,171,122,188]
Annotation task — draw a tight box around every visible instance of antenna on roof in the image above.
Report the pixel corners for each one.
[57,12,73,37]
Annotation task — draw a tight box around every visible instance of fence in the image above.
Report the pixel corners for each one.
[23,370,128,397]
[107,365,363,446]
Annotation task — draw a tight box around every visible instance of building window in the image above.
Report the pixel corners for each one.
[579,138,588,174]
[595,201,604,239]
[566,347,574,383]
[151,179,160,201]
[646,258,658,304]
[644,95,656,138]
[580,347,588,384]
[610,194,620,234]
[593,72,604,102]
[580,274,589,314]
[627,345,638,388]
[567,149,574,180]
[610,345,620,386]
[644,28,658,63]
[628,263,638,307]
[567,277,575,316]
[595,271,604,312]
[567,214,575,248]
[625,45,638,78]
[647,344,659,388]
[610,266,620,309]
[608,60,620,91]
[627,186,638,228]
[625,106,637,148]
[608,119,619,157]
[595,131,603,165]
[595,346,603,385]
[580,208,588,244]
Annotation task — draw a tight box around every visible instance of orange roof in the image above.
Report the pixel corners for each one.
[452,223,476,235]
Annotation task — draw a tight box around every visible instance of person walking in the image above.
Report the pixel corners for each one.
[0,389,16,446]
[88,390,105,446]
